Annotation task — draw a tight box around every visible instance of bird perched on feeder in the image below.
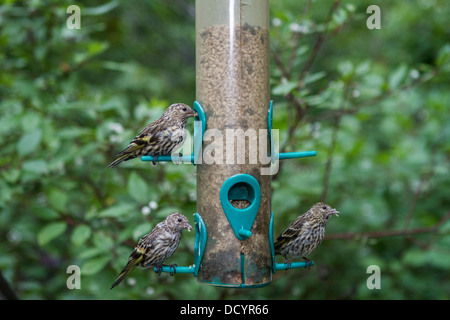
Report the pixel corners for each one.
[110,212,192,289]
[274,202,339,269]
[107,103,197,167]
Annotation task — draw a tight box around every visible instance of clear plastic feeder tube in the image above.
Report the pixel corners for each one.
[195,0,271,287]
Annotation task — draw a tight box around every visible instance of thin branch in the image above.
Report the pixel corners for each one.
[298,0,341,87]
[276,0,342,157]
[85,175,107,208]
[270,1,343,166]
[404,171,435,230]
[271,0,312,79]
[320,116,340,202]
[272,48,289,79]
[280,98,309,151]
[287,31,303,76]
[0,269,19,300]
[320,75,352,202]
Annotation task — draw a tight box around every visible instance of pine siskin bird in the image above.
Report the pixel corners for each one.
[107,103,197,167]
[274,202,339,268]
[110,212,192,289]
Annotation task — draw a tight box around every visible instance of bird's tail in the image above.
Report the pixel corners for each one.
[110,252,143,289]
[107,153,134,168]
[273,237,285,256]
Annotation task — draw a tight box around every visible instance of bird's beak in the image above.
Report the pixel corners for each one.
[185,223,193,232]
[189,110,197,118]
[329,209,340,217]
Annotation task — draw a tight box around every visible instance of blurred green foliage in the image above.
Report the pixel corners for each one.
[0,0,449,300]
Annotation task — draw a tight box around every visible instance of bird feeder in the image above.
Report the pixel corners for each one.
[141,0,317,287]
[195,0,273,288]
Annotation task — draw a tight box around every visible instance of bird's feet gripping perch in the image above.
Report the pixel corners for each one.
[284,259,292,271]
[167,264,177,276]
[174,153,183,165]
[154,265,163,276]
[303,257,313,270]
[154,264,178,276]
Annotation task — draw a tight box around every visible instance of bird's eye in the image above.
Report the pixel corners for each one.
[182,107,187,111]
[178,218,182,222]
[322,206,327,210]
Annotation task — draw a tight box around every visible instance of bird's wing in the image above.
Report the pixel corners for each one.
[115,124,162,157]
[136,224,162,251]
[276,214,308,241]
[136,221,174,251]
[115,139,146,156]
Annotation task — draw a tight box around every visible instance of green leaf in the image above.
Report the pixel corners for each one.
[87,41,109,56]
[355,60,371,75]
[388,64,408,89]
[2,168,20,183]
[403,248,450,270]
[48,188,69,212]
[37,222,67,246]
[97,203,136,218]
[337,61,354,78]
[22,159,48,175]
[92,231,114,250]
[127,172,149,203]
[79,247,105,260]
[82,255,111,275]
[82,1,120,16]
[304,71,326,85]
[272,80,298,96]
[32,207,60,220]
[71,225,92,246]
[304,90,332,107]
[17,129,42,156]
[332,7,348,25]
[59,127,91,139]
[436,43,450,67]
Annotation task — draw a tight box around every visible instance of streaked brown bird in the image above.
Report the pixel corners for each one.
[107,103,197,167]
[110,212,192,289]
[274,202,340,268]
